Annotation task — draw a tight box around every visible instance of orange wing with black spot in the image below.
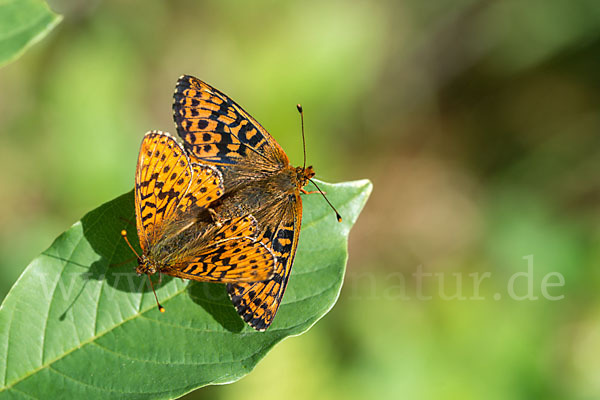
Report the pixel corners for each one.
[177,163,224,215]
[135,131,196,252]
[227,195,302,331]
[167,215,275,283]
[173,75,288,173]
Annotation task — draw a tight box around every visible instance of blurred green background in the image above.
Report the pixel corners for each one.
[2,0,600,398]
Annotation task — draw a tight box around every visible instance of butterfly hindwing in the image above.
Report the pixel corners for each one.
[167,215,276,283]
[177,163,224,215]
[227,194,302,330]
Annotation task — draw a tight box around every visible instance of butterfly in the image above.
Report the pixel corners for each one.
[121,130,276,311]
[172,75,341,330]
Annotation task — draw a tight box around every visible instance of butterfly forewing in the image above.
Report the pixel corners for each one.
[173,75,288,171]
[135,131,194,251]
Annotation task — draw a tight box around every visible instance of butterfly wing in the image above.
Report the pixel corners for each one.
[178,162,224,215]
[173,75,288,189]
[135,131,198,252]
[166,215,275,283]
[227,193,302,331]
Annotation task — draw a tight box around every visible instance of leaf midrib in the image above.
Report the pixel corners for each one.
[2,283,188,392]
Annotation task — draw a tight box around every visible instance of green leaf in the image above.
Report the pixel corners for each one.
[0,179,371,399]
[0,0,62,67]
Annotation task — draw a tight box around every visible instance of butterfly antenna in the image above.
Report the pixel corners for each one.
[147,274,165,313]
[121,230,140,258]
[308,178,343,222]
[296,105,342,222]
[297,104,307,170]
[122,230,164,312]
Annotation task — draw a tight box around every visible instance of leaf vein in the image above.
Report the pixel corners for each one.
[6,386,39,399]
[47,365,157,395]
[3,286,188,390]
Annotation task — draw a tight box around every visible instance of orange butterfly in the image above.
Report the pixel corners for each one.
[172,76,340,330]
[122,131,276,311]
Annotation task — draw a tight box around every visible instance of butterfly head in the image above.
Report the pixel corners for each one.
[136,255,166,312]
[136,255,158,276]
[297,165,316,187]
[121,229,157,275]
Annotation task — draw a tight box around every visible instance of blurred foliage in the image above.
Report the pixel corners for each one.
[2,0,600,399]
[0,0,61,66]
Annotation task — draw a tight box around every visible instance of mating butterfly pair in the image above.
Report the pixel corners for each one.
[124,75,339,331]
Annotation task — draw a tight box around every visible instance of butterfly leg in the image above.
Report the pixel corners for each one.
[301,188,326,195]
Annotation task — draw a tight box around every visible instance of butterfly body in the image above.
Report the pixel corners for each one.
[210,165,315,223]
[173,75,325,330]
[138,218,213,275]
